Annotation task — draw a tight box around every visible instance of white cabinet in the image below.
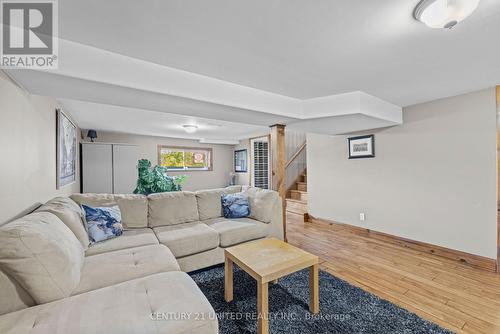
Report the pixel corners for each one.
[81,143,139,194]
[112,145,140,194]
[81,143,113,193]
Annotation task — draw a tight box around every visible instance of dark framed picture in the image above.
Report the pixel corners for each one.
[348,135,375,159]
[234,149,248,172]
[56,109,77,188]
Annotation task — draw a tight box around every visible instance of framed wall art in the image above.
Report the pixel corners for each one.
[348,135,375,159]
[56,109,77,188]
[234,149,248,173]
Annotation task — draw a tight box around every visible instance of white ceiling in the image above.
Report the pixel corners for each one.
[58,99,267,142]
[6,39,402,141]
[6,0,499,141]
[58,0,500,106]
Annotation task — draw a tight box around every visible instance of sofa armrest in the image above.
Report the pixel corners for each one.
[267,194,284,240]
[244,187,284,240]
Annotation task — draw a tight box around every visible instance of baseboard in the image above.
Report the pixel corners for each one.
[309,215,497,272]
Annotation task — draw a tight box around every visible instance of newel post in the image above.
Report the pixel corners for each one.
[270,124,287,241]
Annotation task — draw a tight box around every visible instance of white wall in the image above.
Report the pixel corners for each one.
[0,71,80,224]
[93,132,234,191]
[307,88,497,259]
[234,140,251,186]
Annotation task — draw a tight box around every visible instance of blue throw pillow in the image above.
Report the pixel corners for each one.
[221,193,250,218]
[82,205,123,244]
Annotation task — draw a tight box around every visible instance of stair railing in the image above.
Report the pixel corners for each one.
[285,141,306,169]
[285,141,307,191]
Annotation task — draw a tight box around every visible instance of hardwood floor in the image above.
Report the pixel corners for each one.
[286,213,500,334]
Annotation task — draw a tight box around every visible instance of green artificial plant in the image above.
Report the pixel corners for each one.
[133,159,187,195]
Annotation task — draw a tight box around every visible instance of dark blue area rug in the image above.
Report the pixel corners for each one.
[190,265,453,334]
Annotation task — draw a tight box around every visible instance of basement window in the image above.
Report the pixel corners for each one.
[158,146,213,171]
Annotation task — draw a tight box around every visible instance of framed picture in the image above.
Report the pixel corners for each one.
[56,109,77,188]
[234,149,248,173]
[348,135,375,159]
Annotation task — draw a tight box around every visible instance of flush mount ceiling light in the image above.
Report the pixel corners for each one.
[414,0,480,29]
[182,124,198,133]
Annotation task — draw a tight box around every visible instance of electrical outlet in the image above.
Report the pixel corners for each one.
[359,213,365,221]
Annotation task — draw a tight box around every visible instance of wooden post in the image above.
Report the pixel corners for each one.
[270,124,287,241]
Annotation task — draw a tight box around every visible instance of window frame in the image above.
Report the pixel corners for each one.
[157,145,213,172]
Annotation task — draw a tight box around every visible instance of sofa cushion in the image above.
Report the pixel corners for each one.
[35,196,90,249]
[195,188,224,221]
[206,217,269,247]
[196,186,242,220]
[153,223,219,257]
[0,272,218,334]
[71,193,116,207]
[73,244,180,295]
[85,228,159,256]
[71,193,149,229]
[114,194,149,228]
[245,187,279,223]
[148,191,199,227]
[0,212,84,304]
[0,270,35,316]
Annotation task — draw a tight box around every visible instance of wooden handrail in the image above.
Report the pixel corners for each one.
[285,141,306,169]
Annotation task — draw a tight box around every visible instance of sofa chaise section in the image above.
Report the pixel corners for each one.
[0,272,218,334]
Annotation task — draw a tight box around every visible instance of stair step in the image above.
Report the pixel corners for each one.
[286,206,307,215]
[286,211,309,223]
[296,181,307,192]
[301,174,307,182]
[289,190,308,201]
[286,198,307,203]
[286,198,308,215]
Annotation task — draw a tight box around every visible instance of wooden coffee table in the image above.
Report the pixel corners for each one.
[224,238,319,334]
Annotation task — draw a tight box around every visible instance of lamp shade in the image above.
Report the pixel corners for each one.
[87,130,97,140]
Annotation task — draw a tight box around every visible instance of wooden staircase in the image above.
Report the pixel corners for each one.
[285,170,308,220]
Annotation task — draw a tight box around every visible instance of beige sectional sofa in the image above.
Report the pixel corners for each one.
[0,186,283,334]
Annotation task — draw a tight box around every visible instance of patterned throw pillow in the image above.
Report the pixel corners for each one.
[221,193,250,219]
[81,205,123,244]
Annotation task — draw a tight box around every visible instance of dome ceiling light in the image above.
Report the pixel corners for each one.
[182,124,198,133]
[413,0,480,29]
